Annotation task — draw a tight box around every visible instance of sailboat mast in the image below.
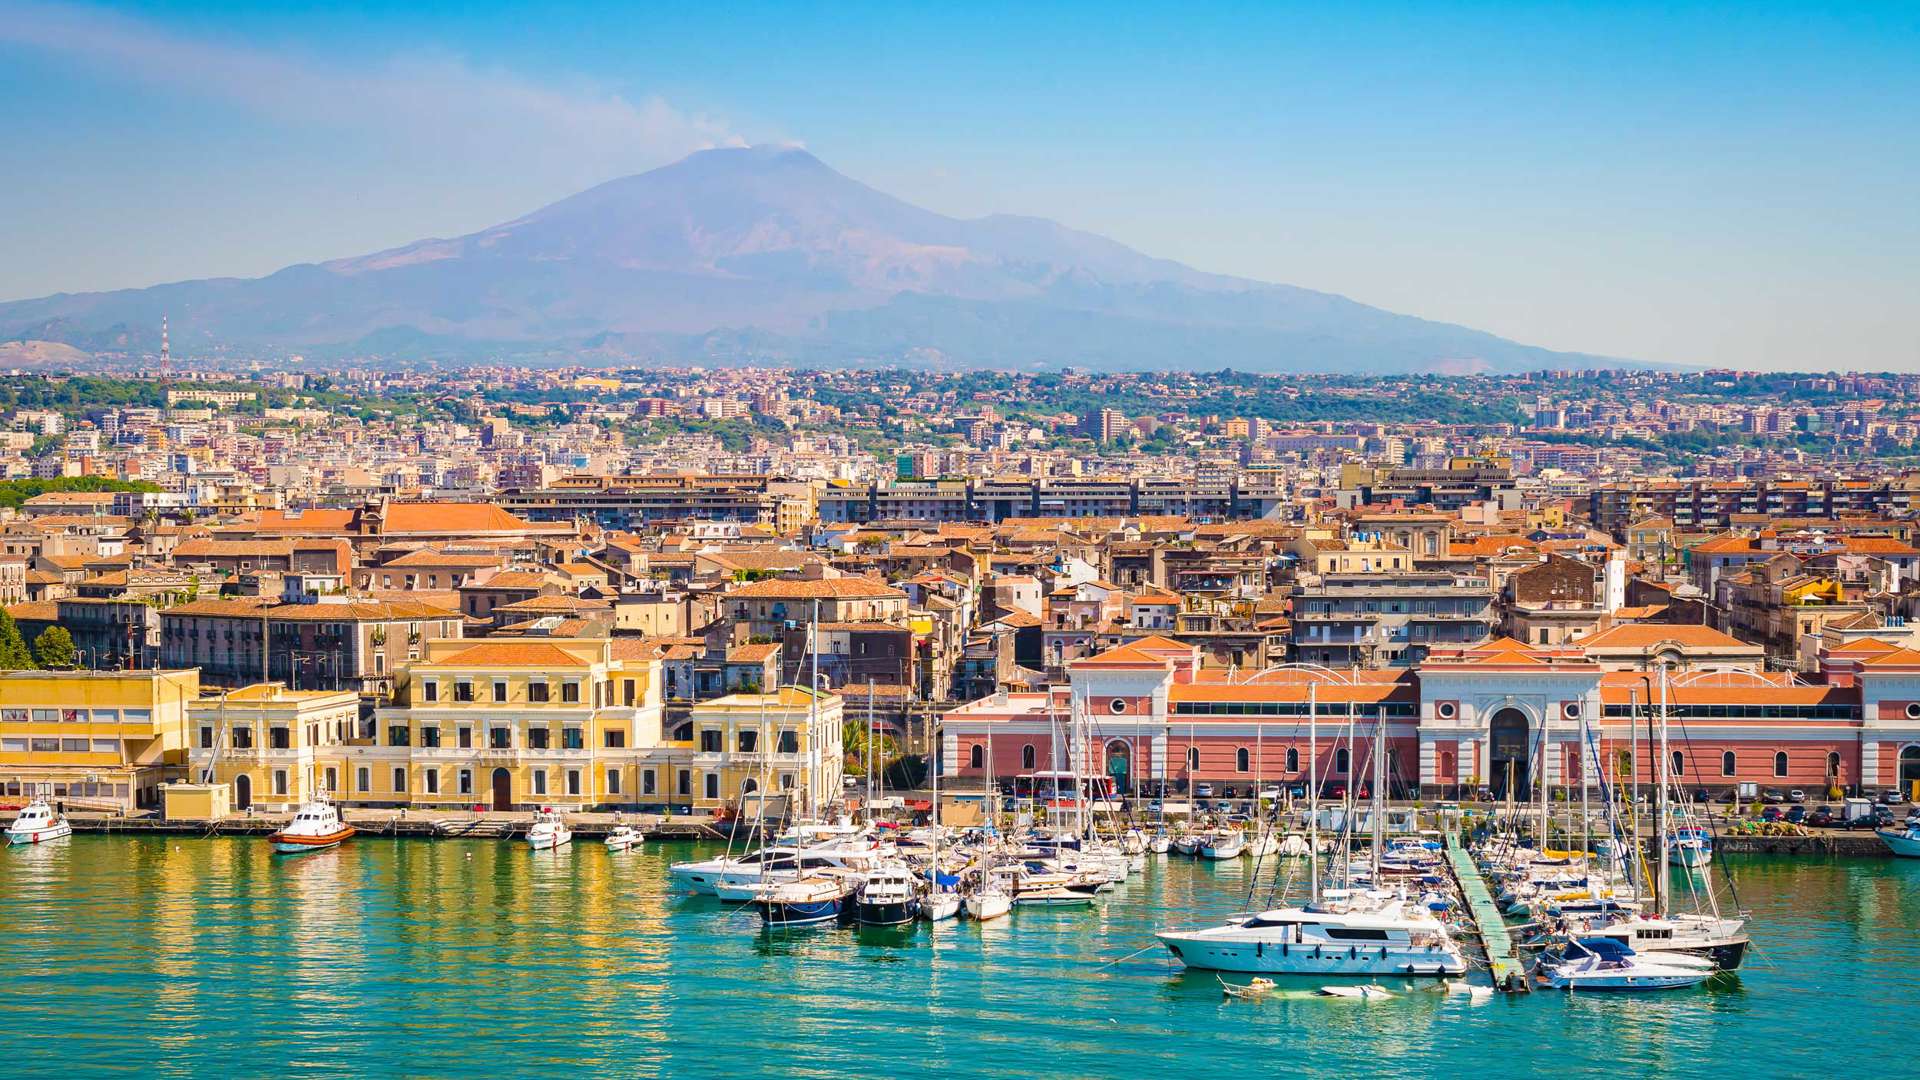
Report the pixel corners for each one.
[1657,668,1672,919]
[1308,681,1320,904]
[1371,701,1385,881]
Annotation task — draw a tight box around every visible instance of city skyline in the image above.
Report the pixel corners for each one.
[2,2,1917,371]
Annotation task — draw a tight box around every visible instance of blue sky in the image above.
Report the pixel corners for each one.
[2,1,1916,369]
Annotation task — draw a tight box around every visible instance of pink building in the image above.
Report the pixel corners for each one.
[939,634,1920,799]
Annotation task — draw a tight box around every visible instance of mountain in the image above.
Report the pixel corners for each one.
[0,146,1638,372]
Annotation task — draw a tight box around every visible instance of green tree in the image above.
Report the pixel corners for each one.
[33,625,77,670]
[0,609,35,670]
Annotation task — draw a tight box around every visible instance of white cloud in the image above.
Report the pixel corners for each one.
[0,0,741,175]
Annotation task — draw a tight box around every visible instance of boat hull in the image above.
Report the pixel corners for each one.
[758,897,844,928]
[269,826,355,855]
[527,832,573,851]
[963,893,1012,921]
[6,824,73,846]
[1157,935,1466,976]
[1877,828,1920,858]
[855,899,918,926]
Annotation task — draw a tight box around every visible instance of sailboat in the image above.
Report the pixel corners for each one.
[921,733,960,921]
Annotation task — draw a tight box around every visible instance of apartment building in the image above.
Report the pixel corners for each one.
[0,669,199,811]
[186,683,362,810]
[1291,571,1497,667]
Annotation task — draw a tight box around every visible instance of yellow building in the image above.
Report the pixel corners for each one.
[0,669,199,811]
[366,637,664,811]
[676,687,844,815]
[187,683,362,811]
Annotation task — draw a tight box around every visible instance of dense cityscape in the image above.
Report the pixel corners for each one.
[3,3,1916,1073]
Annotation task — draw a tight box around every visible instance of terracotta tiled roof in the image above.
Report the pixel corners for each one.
[727,576,905,600]
[174,539,296,558]
[429,641,591,668]
[1580,624,1755,650]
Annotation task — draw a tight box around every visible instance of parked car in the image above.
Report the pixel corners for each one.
[1214,800,1236,814]
[1759,806,1784,823]
[1882,789,1907,805]
[1692,788,1712,803]
[1194,784,1214,799]
[1785,805,1807,824]
[1761,789,1786,804]
[1806,806,1839,828]
[1871,806,1897,827]
[1788,789,1807,802]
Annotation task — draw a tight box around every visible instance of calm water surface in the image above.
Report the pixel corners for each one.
[1,837,1913,1078]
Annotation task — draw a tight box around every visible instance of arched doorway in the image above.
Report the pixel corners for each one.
[1105,740,1132,795]
[491,767,512,811]
[234,773,252,810]
[1900,745,1920,795]
[1489,708,1530,801]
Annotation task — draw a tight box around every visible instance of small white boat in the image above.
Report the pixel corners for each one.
[963,887,1012,921]
[1668,827,1713,869]
[1244,833,1280,860]
[1877,826,1920,858]
[604,825,642,851]
[920,891,961,922]
[1317,984,1394,999]
[5,800,72,846]
[266,798,354,855]
[1148,833,1173,855]
[1199,832,1246,860]
[1278,833,1312,858]
[1540,938,1713,992]
[526,809,573,851]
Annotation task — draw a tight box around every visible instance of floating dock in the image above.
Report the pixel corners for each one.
[1445,835,1528,993]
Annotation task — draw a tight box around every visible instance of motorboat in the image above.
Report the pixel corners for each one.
[1577,912,1750,970]
[1221,976,1278,1000]
[1244,833,1280,860]
[1539,938,1713,991]
[1155,892,1467,976]
[855,863,920,926]
[1668,826,1713,869]
[1877,825,1920,858]
[1317,984,1395,999]
[526,809,573,851]
[1278,833,1312,858]
[5,800,72,846]
[670,835,890,896]
[266,798,354,855]
[604,824,642,851]
[1148,832,1173,855]
[751,873,854,928]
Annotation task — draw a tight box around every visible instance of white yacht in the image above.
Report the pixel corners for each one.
[526,809,573,851]
[1156,892,1467,976]
[675,836,892,898]
[962,881,1012,921]
[5,800,72,846]
[603,824,642,851]
[1539,938,1713,991]
[1577,912,1749,970]
[266,798,354,855]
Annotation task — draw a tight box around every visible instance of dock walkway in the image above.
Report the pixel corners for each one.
[1445,835,1528,992]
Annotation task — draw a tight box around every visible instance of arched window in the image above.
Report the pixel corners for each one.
[969,744,984,769]
[1721,751,1737,777]
[1827,752,1842,781]
[1773,751,1788,778]
[1670,750,1684,777]
[1187,746,1199,771]
[1236,748,1250,772]
[1336,748,1351,774]
[741,778,758,795]
[1021,744,1036,770]
[1286,747,1300,772]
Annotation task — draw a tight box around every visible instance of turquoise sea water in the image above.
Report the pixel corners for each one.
[1,837,1914,1079]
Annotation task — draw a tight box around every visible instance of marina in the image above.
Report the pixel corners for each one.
[0,833,1914,1077]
